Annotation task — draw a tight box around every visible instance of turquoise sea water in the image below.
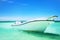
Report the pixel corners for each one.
[0,21,60,40]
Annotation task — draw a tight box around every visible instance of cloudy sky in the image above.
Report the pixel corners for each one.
[0,0,60,21]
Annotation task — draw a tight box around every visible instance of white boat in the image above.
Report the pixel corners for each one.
[11,16,58,32]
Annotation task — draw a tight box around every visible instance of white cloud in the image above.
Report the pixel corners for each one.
[21,3,28,6]
[0,17,21,21]
[8,0,14,3]
[0,17,47,21]
[1,0,8,2]
[27,17,47,21]
[1,0,14,3]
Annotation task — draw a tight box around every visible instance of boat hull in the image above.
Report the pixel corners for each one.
[12,20,54,32]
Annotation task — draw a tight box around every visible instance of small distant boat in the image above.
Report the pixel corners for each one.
[11,16,58,32]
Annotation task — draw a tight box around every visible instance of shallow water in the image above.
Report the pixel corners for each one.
[0,21,60,40]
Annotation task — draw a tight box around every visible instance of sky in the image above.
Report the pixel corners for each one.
[0,0,60,21]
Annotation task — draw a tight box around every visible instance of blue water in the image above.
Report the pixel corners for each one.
[0,21,60,40]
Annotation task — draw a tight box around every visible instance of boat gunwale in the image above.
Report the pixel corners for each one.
[11,20,60,26]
